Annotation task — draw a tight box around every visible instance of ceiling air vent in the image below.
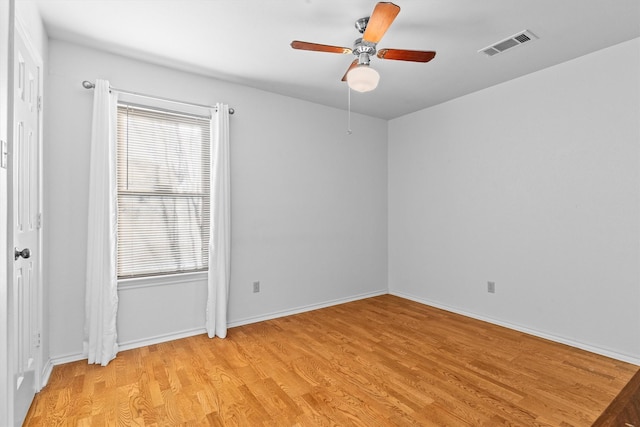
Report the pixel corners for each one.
[478,30,538,57]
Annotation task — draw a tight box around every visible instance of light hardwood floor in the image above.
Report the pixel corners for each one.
[25,295,638,426]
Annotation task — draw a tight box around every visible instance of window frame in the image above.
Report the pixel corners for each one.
[115,95,212,283]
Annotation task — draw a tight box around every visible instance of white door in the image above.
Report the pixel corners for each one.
[9,25,42,426]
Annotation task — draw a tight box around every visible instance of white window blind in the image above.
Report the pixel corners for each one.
[116,103,211,278]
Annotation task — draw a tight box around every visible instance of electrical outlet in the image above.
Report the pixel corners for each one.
[253,281,260,293]
[487,281,495,293]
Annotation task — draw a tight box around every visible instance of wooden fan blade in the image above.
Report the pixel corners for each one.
[291,40,352,54]
[362,2,401,44]
[377,48,436,62]
[341,59,359,82]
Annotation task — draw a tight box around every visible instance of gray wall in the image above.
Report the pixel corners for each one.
[388,38,640,363]
[42,32,640,365]
[45,40,388,361]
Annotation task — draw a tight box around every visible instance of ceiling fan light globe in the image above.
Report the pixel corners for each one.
[347,65,380,92]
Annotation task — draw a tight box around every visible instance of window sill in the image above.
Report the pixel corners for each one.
[118,271,208,291]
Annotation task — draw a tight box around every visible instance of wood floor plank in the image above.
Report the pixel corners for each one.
[24,295,638,426]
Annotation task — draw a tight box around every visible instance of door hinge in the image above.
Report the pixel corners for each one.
[37,95,42,112]
[0,139,6,169]
[33,331,41,348]
[37,213,42,229]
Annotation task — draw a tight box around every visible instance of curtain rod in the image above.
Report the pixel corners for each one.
[82,81,234,115]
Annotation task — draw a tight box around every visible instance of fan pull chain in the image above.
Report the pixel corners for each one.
[347,85,353,135]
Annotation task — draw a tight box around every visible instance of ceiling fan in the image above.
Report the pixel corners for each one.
[291,2,436,93]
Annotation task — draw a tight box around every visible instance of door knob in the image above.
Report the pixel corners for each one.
[14,248,31,260]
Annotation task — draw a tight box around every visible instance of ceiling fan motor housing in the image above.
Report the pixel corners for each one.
[353,38,376,64]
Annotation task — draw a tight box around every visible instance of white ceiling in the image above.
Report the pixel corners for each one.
[24,0,640,119]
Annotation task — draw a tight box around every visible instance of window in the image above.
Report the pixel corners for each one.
[116,103,211,279]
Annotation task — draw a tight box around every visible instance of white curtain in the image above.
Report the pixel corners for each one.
[206,103,231,338]
[83,79,119,365]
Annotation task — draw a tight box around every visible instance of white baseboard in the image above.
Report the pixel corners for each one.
[47,289,638,370]
[49,351,86,367]
[49,290,388,367]
[39,358,54,390]
[118,327,207,352]
[390,290,640,366]
[49,328,209,367]
[227,289,388,328]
